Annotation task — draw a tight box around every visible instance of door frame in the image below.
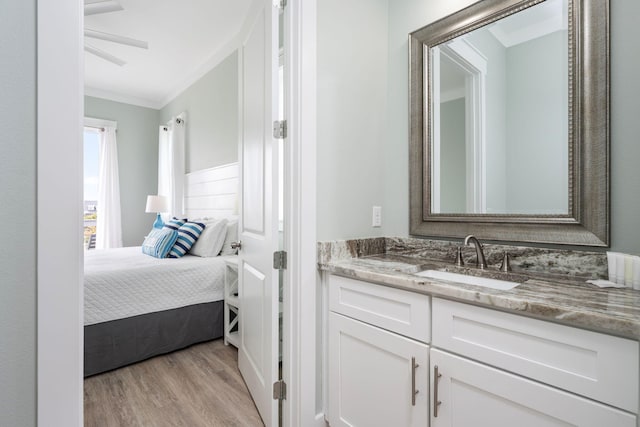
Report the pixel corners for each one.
[36,1,321,426]
[280,0,321,425]
[37,0,84,425]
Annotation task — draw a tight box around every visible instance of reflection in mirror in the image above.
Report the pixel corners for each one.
[431,0,569,215]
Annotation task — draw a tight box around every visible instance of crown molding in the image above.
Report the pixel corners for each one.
[84,86,161,109]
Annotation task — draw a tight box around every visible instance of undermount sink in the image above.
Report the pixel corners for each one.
[415,269,520,290]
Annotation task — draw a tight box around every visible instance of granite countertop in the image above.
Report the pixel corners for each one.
[319,248,640,341]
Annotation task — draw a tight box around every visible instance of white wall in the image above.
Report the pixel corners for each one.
[84,50,239,244]
[319,0,640,255]
[383,0,477,237]
[160,50,239,173]
[0,2,37,425]
[439,98,466,212]
[316,0,390,240]
[85,96,160,245]
[316,0,477,240]
[466,29,508,213]
[610,1,640,254]
[505,31,568,214]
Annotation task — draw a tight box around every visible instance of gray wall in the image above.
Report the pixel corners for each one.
[317,0,390,240]
[505,31,568,214]
[439,98,466,212]
[160,50,239,173]
[324,0,640,254]
[85,96,160,246]
[383,0,477,238]
[0,2,36,426]
[86,51,239,244]
[610,1,640,254]
[466,29,508,213]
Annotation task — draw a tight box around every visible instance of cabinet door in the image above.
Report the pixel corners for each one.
[430,349,636,427]
[329,312,429,427]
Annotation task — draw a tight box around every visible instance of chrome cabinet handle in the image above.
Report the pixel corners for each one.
[411,357,419,406]
[433,365,442,417]
[231,241,242,250]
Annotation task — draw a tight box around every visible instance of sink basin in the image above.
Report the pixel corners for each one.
[415,269,520,290]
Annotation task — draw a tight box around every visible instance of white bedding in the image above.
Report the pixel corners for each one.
[84,246,233,326]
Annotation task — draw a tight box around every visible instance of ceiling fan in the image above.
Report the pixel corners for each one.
[84,0,148,66]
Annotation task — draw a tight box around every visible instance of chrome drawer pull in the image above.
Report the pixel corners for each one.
[434,365,442,417]
[411,357,420,406]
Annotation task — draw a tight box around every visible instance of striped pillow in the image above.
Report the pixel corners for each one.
[163,217,187,231]
[168,221,205,258]
[141,228,179,258]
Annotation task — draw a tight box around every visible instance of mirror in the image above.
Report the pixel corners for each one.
[432,0,568,215]
[409,0,609,246]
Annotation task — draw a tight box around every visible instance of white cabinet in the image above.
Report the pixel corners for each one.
[325,276,640,427]
[328,275,431,427]
[430,297,639,427]
[430,348,636,427]
[224,257,239,347]
[432,298,639,413]
[329,312,429,427]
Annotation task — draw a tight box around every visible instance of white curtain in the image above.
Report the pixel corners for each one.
[96,126,123,249]
[158,114,186,219]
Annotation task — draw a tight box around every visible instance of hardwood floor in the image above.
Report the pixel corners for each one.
[84,339,264,427]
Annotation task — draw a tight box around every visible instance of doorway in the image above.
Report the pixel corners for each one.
[37,1,319,426]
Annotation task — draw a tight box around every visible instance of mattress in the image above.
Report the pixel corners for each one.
[84,246,232,325]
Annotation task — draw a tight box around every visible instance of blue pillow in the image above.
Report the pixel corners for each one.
[142,228,179,258]
[168,221,205,258]
[163,217,187,231]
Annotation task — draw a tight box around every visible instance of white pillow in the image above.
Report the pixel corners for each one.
[189,218,228,257]
[220,220,239,256]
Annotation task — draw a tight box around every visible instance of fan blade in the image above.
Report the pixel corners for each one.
[85,44,126,66]
[84,0,123,16]
[85,29,148,49]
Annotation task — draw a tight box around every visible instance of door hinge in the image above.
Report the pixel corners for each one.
[273,120,287,139]
[273,251,287,270]
[273,380,287,400]
[275,0,287,10]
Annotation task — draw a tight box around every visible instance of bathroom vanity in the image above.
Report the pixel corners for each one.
[319,238,640,427]
[319,0,635,424]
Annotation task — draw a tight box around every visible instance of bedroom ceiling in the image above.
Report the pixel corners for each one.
[84,0,253,109]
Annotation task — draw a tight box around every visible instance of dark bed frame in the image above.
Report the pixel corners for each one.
[84,300,224,377]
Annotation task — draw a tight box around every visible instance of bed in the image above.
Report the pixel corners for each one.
[84,163,238,377]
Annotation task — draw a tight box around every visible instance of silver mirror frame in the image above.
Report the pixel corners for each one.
[409,0,609,246]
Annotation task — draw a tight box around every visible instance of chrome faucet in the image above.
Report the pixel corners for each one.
[464,235,488,270]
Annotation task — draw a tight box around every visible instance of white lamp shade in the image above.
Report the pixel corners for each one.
[145,195,169,213]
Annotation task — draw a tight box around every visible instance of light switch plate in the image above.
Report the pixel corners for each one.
[372,206,382,227]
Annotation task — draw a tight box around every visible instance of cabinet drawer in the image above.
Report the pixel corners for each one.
[329,275,431,343]
[432,298,639,413]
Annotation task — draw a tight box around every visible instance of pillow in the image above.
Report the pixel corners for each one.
[168,221,205,258]
[163,217,187,231]
[220,220,239,256]
[189,218,228,257]
[141,228,179,258]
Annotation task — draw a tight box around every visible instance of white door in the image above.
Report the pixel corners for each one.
[329,312,430,427]
[430,349,636,427]
[237,1,280,426]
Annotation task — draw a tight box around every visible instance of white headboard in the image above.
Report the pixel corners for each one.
[184,162,238,219]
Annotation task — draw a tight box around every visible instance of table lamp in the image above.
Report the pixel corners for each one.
[145,195,169,229]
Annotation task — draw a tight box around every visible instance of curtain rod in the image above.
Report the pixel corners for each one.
[162,117,185,131]
[85,125,105,132]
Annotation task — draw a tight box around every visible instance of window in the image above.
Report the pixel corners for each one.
[84,128,100,249]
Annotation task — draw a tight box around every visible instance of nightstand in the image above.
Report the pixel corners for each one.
[224,257,239,347]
